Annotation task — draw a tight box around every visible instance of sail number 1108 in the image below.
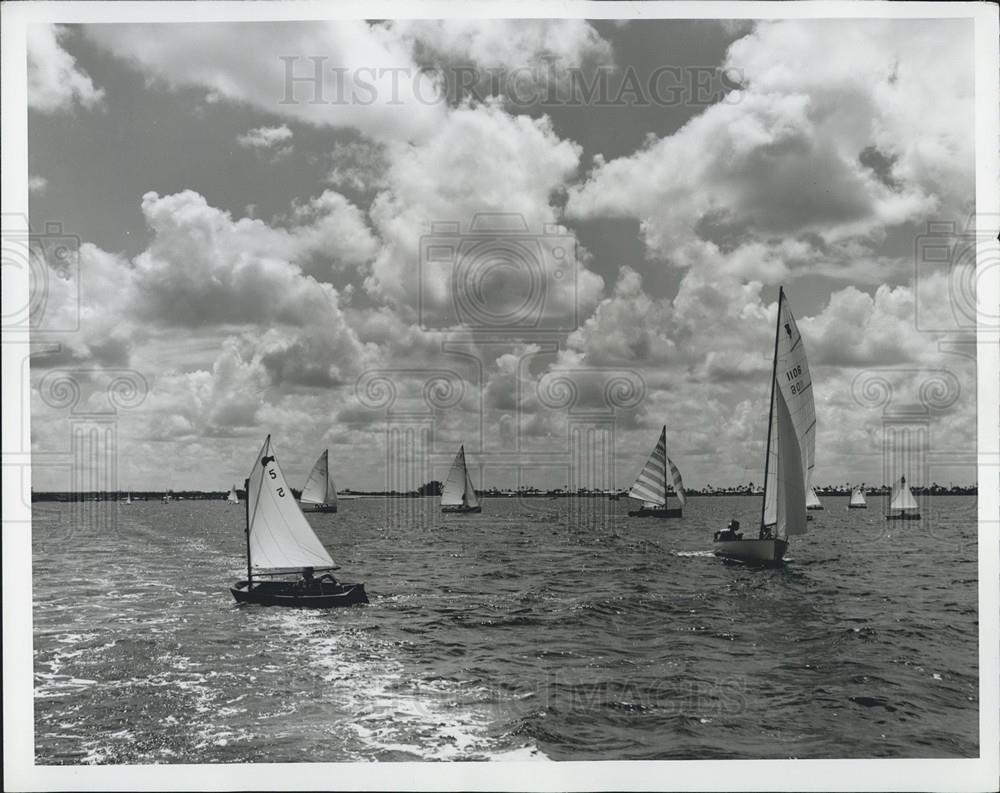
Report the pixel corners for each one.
[784,364,805,395]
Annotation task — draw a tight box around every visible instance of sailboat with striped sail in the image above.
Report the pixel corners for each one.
[230,435,366,608]
[627,426,686,518]
[848,486,867,509]
[715,287,815,564]
[885,475,920,520]
[441,445,482,513]
[299,450,338,513]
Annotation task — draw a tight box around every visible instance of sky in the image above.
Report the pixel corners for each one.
[25,17,980,493]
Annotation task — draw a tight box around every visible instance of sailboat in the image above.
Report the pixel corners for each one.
[161,491,171,504]
[227,484,240,505]
[627,426,686,518]
[714,287,815,564]
[230,435,367,608]
[806,485,823,510]
[299,450,338,513]
[441,445,482,513]
[885,475,920,520]
[848,486,867,509]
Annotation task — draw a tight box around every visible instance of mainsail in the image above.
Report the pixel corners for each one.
[300,450,337,508]
[247,436,335,572]
[441,446,480,509]
[762,289,815,539]
[628,426,686,507]
[889,476,919,512]
[227,484,239,504]
[849,487,867,507]
[806,485,823,509]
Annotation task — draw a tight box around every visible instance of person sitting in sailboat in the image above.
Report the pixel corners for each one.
[714,519,743,542]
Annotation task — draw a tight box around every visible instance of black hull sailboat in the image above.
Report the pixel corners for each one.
[627,426,686,519]
[231,579,367,607]
[715,288,815,564]
[231,436,367,609]
[442,504,482,514]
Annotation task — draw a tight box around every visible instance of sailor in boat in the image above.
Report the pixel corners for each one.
[714,519,744,542]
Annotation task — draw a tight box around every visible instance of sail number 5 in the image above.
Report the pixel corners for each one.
[266,467,286,497]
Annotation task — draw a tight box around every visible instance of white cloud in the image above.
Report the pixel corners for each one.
[28,25,105,114]
[237,124,294,159]
[84,21,447,143]
[365,100,604,327]
[567,19,973,281]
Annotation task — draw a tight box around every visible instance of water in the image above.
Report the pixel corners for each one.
[32,496,979,763]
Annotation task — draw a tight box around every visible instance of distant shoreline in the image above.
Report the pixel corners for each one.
[30,487,978,502]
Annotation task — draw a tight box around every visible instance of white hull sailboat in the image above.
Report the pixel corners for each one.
[848,486,867,509]
[230,436,366,608]
[122,492,132,505]
[441,445,481,513]
[627,426,686,518]
[885,475,920,520]
[715,287,815,565]
[806,485,823,510]
[299,450,338,513]
[227,484,240,505]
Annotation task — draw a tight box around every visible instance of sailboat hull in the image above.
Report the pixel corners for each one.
[806,505,824,511]
[230,580,367,608]
[713,538,788,564]
[885,512,921,520]
[442,505,482,514]
[847,504,867,509]
[628,507,682,518]
[299,503,338,513]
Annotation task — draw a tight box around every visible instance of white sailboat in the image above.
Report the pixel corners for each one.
[227,484,240,505]
[441,445,482,513]
[230,435,366,607]
[885,475,920,520]
[123,491,132,505]
[627,426,686,518]
[715,287,815,564]
[806,484,823,510]
[299,450,338,513]
[848,486,867,509]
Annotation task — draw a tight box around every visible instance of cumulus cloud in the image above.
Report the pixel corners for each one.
[28,25,105,114]
[365,100,603,327]
[567,19,973,281]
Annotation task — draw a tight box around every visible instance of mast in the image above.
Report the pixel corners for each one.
[660,426,669,506]
[760,287,783,533]
[244,476,252,588]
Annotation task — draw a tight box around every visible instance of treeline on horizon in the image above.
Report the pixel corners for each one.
[30,481,979,502]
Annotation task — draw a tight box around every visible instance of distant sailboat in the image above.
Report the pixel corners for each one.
[885,475,920,520]
[627,426,686,518]
[715,287,815,564]
[848,486,867,509]
[227,484,240,505]
[441,445,482,513]
[299,450,338,513]
[806,485,823,510]
[123,491,132,505]
[161,491,171,504]
[230,435,367,608]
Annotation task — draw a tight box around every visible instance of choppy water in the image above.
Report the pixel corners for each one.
[33,495,978,763]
